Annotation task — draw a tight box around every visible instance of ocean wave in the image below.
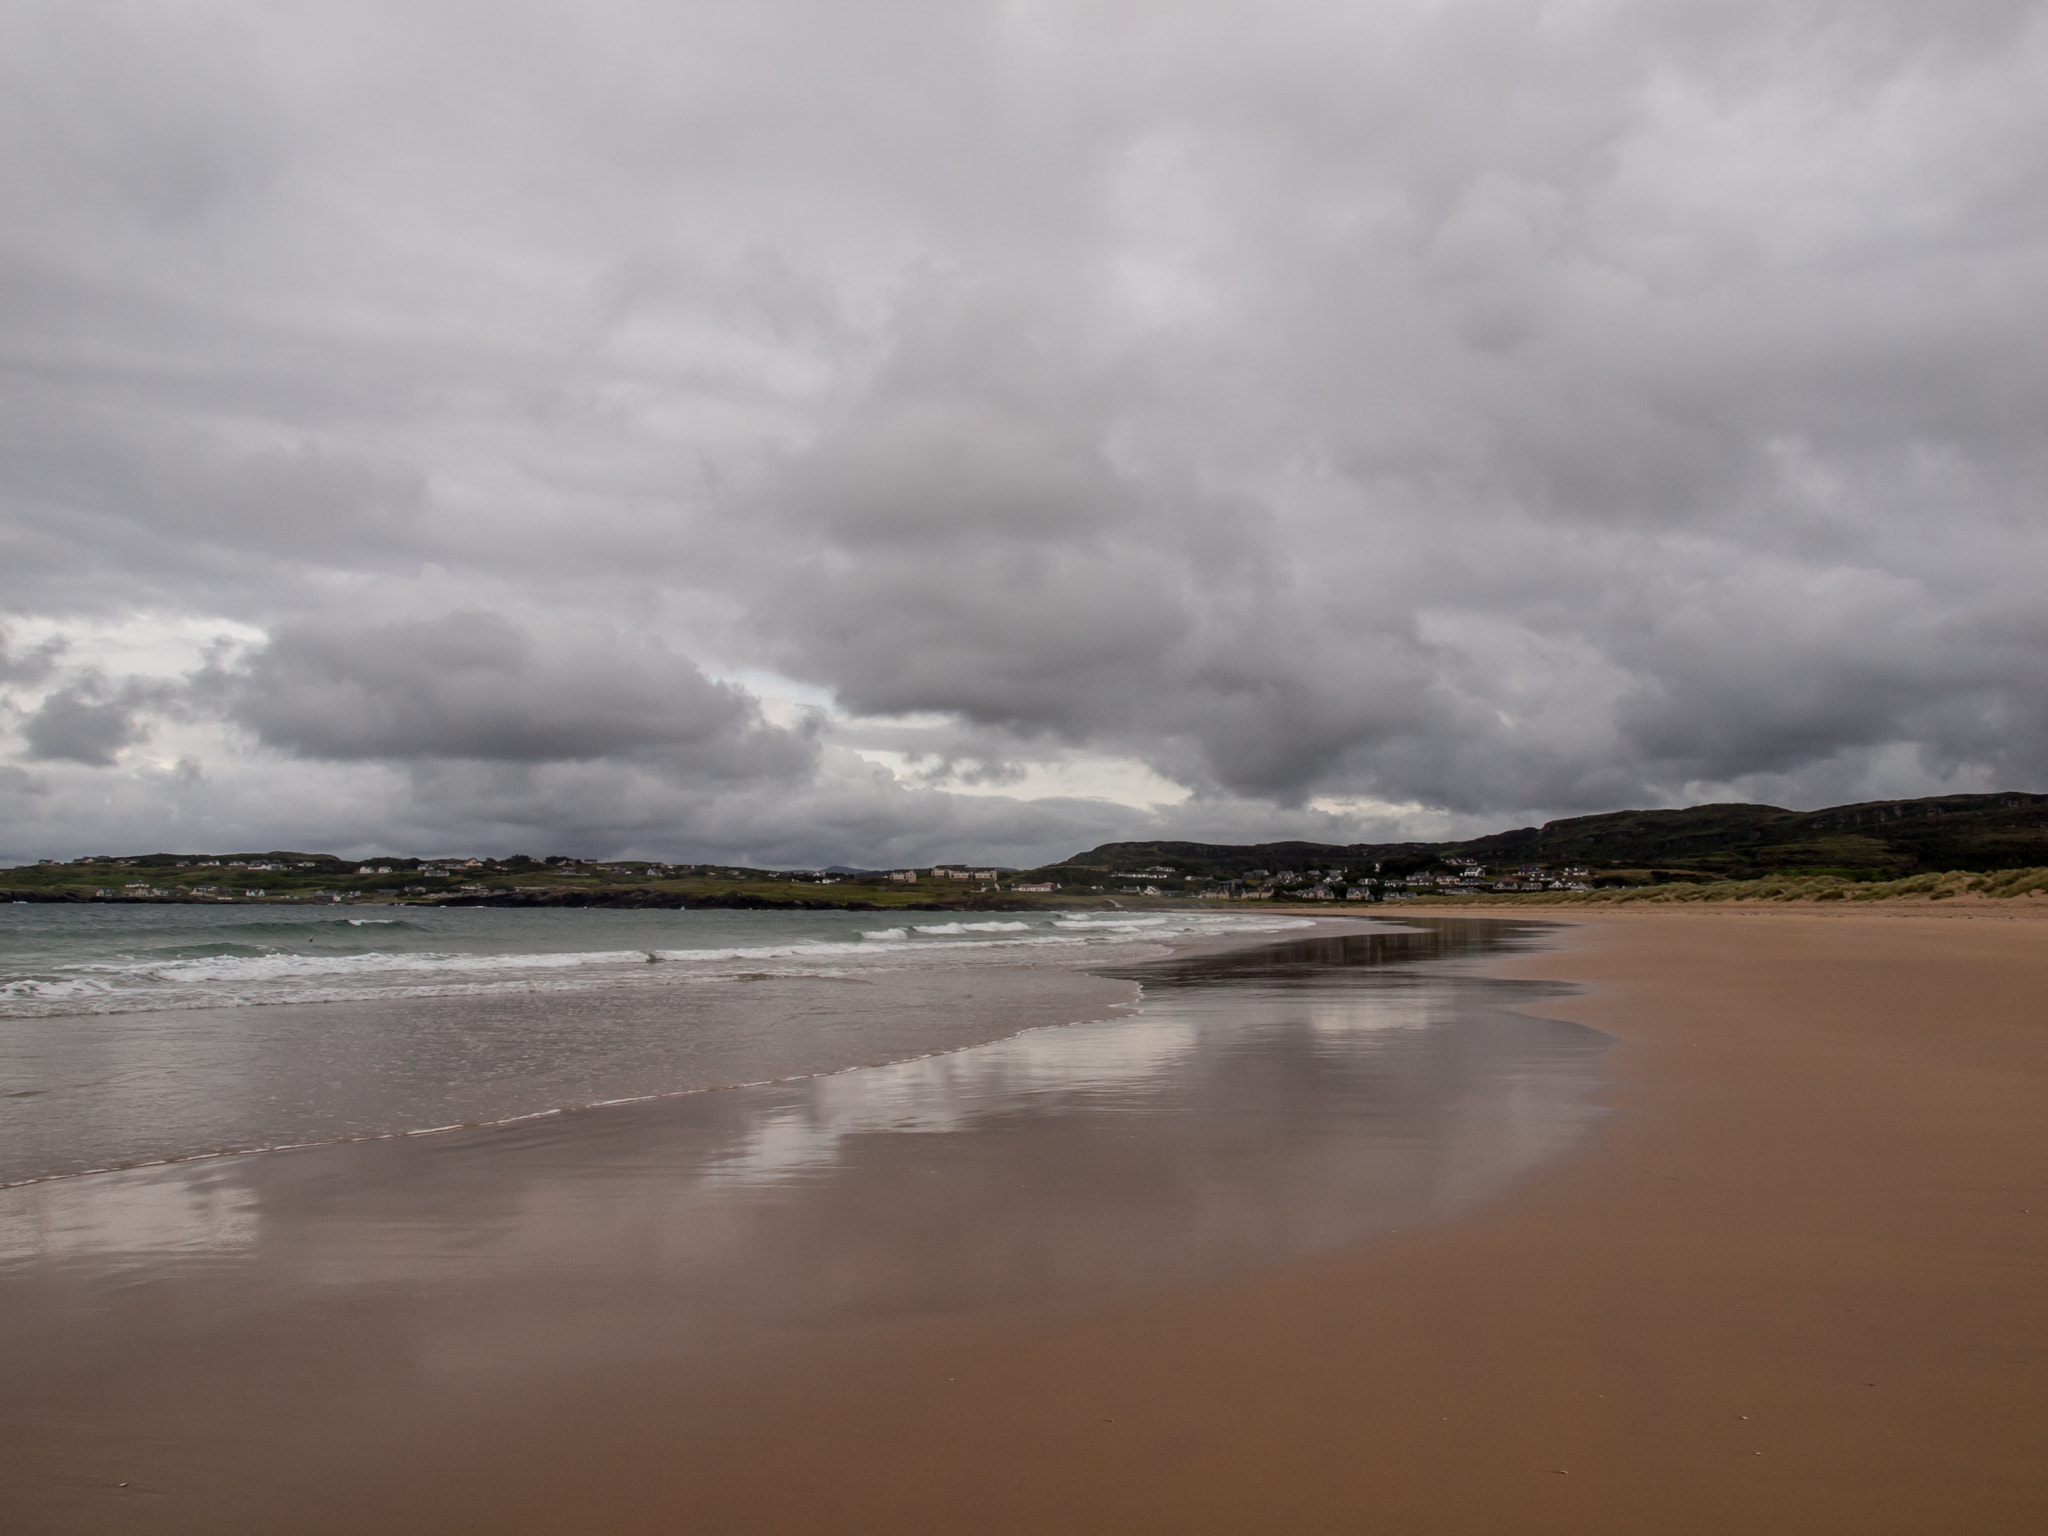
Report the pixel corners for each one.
[0,974,118,1001]
[64,946,659,987]
[201,918,424,934]
[0,909,1331,1019]
[141,943,282,961]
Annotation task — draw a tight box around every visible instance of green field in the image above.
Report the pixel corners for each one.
[9,790,2047,908]
[0,853,1135,909]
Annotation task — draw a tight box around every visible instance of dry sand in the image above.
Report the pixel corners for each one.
[12,908,2048,1532]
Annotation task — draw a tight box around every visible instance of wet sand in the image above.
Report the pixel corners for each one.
[596,907,2036,1536]
[8,910,2047,1532]
[2,917,1605,1532]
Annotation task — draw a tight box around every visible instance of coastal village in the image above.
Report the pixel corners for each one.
[7,794,2045,906]
[0,851,1597,906]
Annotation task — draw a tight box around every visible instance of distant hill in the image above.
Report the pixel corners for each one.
[1042,792,2048,881]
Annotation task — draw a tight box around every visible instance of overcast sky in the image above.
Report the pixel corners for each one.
[3,0,2045,866]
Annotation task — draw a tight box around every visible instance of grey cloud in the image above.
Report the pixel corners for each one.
[210,609,816,780]
[0,629,66,687]
[728,3,2048,818]
[21,673,166,765]
[381,750,1139,870]
[1,1,287,228]
[5,0,2048,860]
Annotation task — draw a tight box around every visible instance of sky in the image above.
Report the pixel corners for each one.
[3,0,2046,867]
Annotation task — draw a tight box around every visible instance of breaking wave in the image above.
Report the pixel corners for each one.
[0,908,1319,1019]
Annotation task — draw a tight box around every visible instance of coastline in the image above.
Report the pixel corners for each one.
[609,904,2034,1536]
[7,907,2044,1532]
[314,906,2047,1533]
[0,910,1355,1188]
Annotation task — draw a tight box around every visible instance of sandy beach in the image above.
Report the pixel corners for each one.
[339,906,2042,1535]
[7,907,2046,1533]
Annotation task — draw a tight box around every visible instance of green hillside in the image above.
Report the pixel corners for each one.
[1043,792,2048,882]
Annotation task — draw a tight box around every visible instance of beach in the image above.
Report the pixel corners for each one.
[593,905,2041,1536]
[5,907,2045,1532]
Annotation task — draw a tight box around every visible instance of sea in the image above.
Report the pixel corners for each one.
[0,904,1613,1324]
[0,903,1320,1186]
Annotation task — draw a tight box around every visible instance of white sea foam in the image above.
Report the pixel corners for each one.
[0,909,1324,1019]
[0,975,118,1001]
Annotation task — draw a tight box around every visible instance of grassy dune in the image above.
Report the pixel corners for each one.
[1398,867,2048,906]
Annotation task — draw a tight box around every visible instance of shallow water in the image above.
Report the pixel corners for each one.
[0,904,1308,1018]
[0,919,1600,1303]
[0,918,1604,1526]
[0,906,1313,1184]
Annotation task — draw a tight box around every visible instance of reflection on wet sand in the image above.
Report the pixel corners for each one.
[0,918,1605,1526]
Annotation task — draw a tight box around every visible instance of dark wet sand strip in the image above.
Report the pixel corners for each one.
[7,911,2046,1533]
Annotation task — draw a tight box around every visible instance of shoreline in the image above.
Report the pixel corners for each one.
[682,904,2036,1535]
[2,913,1572,1533]
[0,913,1371,1191]
[7,908,2043,1531]
[316,907,2046,1532]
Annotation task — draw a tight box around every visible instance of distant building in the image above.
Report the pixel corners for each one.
[1013,881,1059,892]
[887,870,918,883]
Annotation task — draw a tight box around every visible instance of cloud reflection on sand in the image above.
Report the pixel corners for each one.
[0,1171,257,1263]
[710,1013,1203,1184]
[1,922,1605,1356]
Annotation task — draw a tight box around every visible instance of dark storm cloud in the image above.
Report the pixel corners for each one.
[735,0,2048,817]
[21,672,174,765]
[0,628,65,687]
[4,0,2048,860]
[207,610,816,778]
